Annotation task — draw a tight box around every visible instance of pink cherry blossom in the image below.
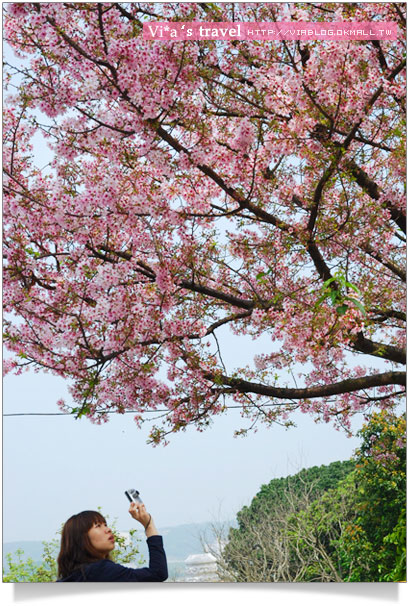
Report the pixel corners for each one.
[3,2,405,444]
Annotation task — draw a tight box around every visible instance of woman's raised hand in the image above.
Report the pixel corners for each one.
[129,502,150,525]
[128,502,158,537]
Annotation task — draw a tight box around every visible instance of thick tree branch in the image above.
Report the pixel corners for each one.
[179,280,255,310]
[344,159,406,234]
[361,243,405,282]
[351,332,405,365]
[369,308,406,323]
[208,371,405,399]
[85,243,258,310]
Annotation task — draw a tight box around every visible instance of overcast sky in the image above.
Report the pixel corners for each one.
[3,327,370,544]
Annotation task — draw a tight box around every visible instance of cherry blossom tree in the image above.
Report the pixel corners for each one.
[3,2,406,444]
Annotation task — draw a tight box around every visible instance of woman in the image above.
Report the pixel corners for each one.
[57,501,168,582]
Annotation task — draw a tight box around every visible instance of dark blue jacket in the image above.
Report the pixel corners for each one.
[58,535,168,582]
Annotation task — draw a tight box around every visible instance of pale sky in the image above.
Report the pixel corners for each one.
[3,329,369,544]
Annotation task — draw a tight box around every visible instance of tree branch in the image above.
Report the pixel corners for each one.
[209,371,405,399]
[361,242,405,282]
[344,159,406,234]
[351,332,406,365]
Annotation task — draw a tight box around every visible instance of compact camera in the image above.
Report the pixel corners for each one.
[125,488,143,504]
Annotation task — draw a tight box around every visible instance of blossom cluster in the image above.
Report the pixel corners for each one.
[3,2,405,443]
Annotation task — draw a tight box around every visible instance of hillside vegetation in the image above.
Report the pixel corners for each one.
[217,411,405,582]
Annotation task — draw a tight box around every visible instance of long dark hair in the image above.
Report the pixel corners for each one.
[57,510,112,579]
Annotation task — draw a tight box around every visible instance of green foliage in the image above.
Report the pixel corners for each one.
[240,459,355,522]
[221,411,406,582]
[223,460,355,581]
[315,269,366,316]
[338,411,406,581]
[287,476,357,582]
[3,510,144,583]
[3,543,59,583]
[3,537,61,583]
[382,508,406,582]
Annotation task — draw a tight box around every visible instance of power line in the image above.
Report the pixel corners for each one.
[3,405,254,417]
[3,410,167,417]
[4,412,71,416]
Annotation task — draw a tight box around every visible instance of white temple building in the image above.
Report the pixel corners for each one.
[183,552,218,582]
